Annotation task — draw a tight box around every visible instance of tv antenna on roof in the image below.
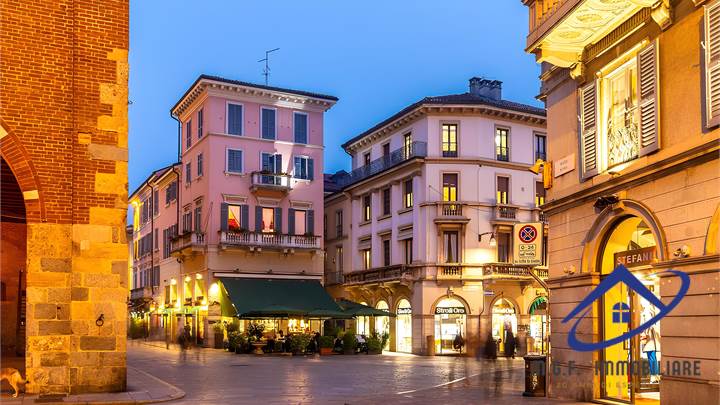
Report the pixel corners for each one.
[258,48,280,85]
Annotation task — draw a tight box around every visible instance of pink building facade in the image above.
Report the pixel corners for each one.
[131,76,336,345]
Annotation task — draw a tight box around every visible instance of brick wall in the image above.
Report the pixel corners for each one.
[1,0,129,395]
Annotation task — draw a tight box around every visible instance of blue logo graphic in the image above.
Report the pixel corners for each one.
[562,264,690,352]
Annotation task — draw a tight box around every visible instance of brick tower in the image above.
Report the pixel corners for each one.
[1,0,129,395]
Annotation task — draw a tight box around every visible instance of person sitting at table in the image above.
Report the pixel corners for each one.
[265,330,276,353]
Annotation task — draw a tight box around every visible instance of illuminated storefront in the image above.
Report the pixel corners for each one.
[434,297,467,355]
[396,299,412,353]
[357,301,371,336]
[375,300,390,349]
[491,298,517,356]
[528,296,548,354]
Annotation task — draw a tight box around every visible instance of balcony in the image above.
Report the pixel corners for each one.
[250,171,292,195]
[170,232,205,256]
[344,264,407,285]
[324,271,344,286]
[525,0,657,67]
[130,286,157,300]
[436,264,464,280]
[482,263,549,280]
[336,141,427,188]
[538,211,549,224]
[493,205,518,222]
[434,202,470,224]
[219,231,321,250]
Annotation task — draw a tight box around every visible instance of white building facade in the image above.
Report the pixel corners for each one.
[325,78,550,356]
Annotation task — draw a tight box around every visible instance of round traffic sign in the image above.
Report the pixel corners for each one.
[518,225,538,243]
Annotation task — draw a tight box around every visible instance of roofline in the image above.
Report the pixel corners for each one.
[341,101,547,152]
[128,163,180,202]
[170,75,338,118]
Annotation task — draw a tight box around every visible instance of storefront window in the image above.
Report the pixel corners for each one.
[357,302,370,336]
[491,298,517,356]
[434,297,467,355]
[528,296,549,354]
[599,216,659,402]
[396,299,412,353]
[375,300,390,350]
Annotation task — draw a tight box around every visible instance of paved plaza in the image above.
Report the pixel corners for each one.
[127,341,591,405]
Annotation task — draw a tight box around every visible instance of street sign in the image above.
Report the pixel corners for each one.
[513,222,544,266]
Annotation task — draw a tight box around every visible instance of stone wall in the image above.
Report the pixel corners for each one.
[0,0,129,395]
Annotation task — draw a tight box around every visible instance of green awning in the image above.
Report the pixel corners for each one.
[337,299,396,317]
[219,278,348,319]
[529,296,548,315]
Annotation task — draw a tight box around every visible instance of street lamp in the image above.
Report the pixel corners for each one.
[479,232,496,247]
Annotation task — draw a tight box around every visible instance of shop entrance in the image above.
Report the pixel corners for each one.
[491,298,517,356]
[1,157,27,375]
[357,301,370,336]
[396,299,412,353]
[599,216,660,404]
[375,300,390,349]
[433,297,466,355]
[528,296,549,354]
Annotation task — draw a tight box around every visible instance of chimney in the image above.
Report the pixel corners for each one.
[469,77,502,100]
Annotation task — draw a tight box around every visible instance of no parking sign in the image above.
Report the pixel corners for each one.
[513,222,543,265]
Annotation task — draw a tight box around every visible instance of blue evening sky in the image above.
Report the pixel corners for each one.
[129,0,540,190]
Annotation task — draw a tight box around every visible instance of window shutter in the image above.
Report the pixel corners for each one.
[579,81,598,179]
[288,208,295,235]
[275,154,282,174]
[294,157,301,178]
[638,41,659,156]
[706,1,720,127]
[240,205,249,231]
[274,207,282,233]
[255,206,263,232]
[308,158,314,181]
[307,209,315,235]
[220,203,228,232]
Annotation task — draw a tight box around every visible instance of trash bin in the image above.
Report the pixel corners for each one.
[523,354,546,397]
[426,335,435,356]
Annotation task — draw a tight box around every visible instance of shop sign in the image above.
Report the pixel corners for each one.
[397,307,412,315]
[483,290,495,296]
[554,154,575,177]
[513,222,544,266]
[614,246,656,268]
[435,307,466,315]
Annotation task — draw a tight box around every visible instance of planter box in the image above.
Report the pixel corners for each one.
[319,347,333,355]
[368,349,382,355]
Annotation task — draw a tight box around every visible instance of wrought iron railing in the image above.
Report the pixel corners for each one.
[220,231,320,249]
[343,264,406,285]
[130,286,155,300]
[483,263,549,279]
[250,171,292,189]
[336,141,427,187]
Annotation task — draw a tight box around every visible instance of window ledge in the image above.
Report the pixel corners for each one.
[224,171,246,177]
[377,214,392,222]
[359,220,371,226]
[397,207,413,215]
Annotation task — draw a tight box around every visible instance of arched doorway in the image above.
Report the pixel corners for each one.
[1,157,27,369]
[374,300,390,349]
[491,298,517,356]
[433,296,467,355]
[598,216,660,403]
[357,301,370,336]
[528,296,549,354]
[396,299,412,353]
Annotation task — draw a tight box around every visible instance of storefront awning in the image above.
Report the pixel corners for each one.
[219,278,349,319]
[337,299,396,317]
[529,296,548,315]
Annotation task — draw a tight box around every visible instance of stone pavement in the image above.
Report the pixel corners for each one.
[0,366,184,405]
[126,340,592,404]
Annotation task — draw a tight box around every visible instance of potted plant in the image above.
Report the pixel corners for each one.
[212,322,225,349]
[247,323,266,354]
[319,335,334,355]
[380,332,390,350]
[366,335,382,355]
[228,331,242,354]
[288,333,312,355]
[342,330,357,355]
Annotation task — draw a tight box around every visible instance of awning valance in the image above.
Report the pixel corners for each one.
[529,296,548,315]
[337,299,396,317]
[219,278,348,319]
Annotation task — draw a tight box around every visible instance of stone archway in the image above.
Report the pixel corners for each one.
[0,119,44,222]
[580,199,668,274]
[0,156,28,371]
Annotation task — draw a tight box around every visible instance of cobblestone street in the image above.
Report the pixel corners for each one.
[128,341,590,404]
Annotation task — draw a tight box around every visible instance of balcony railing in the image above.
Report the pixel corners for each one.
[436,264,463,280]
[324,271,344,286]
[538,211,548,224]
[220,231,320,250]
[170,232,205,254]
[494,205,518,221]
[336,141,427,188]
[483,263,549,279]
[130,286,156,300]
[440,202,463,216]
[250,171,292,192]
[344,264,406,285]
